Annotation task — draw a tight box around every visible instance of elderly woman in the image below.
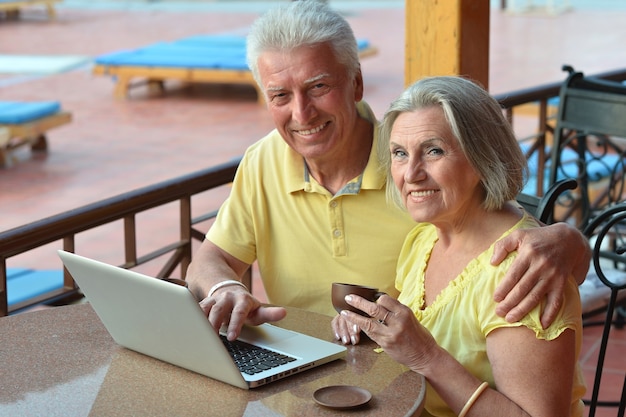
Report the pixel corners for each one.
[336,77,585,417]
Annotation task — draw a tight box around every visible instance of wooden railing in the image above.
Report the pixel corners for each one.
[2,68,626,316]
[0,157,240,316]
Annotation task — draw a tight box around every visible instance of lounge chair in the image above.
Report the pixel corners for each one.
[0,100,72,167]
[0,0,61,19]
[93,34,378,104]
[7,268,64,310]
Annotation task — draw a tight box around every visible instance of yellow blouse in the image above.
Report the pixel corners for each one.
[396,213,585,417]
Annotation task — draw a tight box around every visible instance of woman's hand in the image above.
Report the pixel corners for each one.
[331,312,363,345]
[339,294,440,373]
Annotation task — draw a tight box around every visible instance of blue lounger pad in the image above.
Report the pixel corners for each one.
[94,36,373,71]
[95,41,249,70]
[0,101,61,124]
[99,34,370,52]
[95,50,249,70]
[135,43,246,57]
[521,143,621,195]
[358,39,371,50]
[94,35,248,69]
[6,269,64,307]
[557,152,621,181]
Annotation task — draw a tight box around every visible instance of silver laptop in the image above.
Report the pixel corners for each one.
[57,250,346,389]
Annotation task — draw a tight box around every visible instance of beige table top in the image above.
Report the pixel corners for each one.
[0,303,425,417]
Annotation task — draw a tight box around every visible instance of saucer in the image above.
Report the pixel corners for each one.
[313,385,372,410]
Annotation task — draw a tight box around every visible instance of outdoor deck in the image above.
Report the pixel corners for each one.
[1,2,625,415]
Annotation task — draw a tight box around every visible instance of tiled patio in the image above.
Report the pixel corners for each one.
[1,1,625,415]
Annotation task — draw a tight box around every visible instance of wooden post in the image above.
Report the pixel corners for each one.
[405,0,490,90]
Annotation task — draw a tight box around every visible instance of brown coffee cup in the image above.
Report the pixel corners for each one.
[331,282,385,316]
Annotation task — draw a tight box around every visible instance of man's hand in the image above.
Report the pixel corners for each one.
[187,240,286,341]
[199,285,286,341]
[491,223,590,328]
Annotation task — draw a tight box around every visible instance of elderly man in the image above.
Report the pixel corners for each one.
[187,1,589,343]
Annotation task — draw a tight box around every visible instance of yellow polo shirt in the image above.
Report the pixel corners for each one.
[396,213,585,417]
[207,101,415,316]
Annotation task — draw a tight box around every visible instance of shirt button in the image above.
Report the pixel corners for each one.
[329,201,338,208]
[333,229,341,237]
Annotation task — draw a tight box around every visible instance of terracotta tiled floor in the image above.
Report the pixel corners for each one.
[1,1,625,415]
[580,320,626,417]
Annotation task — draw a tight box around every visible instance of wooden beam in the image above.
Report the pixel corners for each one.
[405,0,490,90]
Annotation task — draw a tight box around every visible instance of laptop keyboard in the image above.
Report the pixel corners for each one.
[220,335,297,375]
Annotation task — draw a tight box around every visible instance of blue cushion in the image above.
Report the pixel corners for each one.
[94,35,373,71]
[522,143,578,177]
[521,143,621,190]
[95,44,249,70]
[558,152,621,181]
[141,42,246,58]
[357,39,371,50]
[0,101,61,124]
[95,50,249,70]
[7,269,64,307]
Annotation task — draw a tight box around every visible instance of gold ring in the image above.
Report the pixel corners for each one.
[378,311,390,325]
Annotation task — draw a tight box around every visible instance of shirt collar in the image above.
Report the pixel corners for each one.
[285,101,385,194]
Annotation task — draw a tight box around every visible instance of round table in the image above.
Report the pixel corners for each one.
[0,303,425,416]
